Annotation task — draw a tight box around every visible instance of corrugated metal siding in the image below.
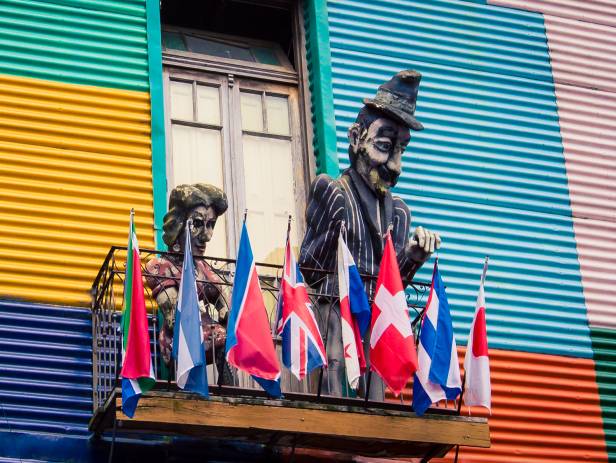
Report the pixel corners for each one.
[432,348,608,462]
[0,0,148,92]
[488,0,616,27]
[0,300,92,435]
[327,0,592,357]
[490,0,616,331]
[0,74,154,306]
[592,327,616,462]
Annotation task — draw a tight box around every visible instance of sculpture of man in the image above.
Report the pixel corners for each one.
[299,70,441,398]
[145,183,232,384]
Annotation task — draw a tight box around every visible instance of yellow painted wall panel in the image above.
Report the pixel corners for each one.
[0,73,155,306]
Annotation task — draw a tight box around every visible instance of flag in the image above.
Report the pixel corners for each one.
[172,221,209,397]
[120,211,155,418]
[369,232,418,396]
[276,235,327,381]
[463,258,491,412]
[413,260,462,416]
[226,223,282,397]
[337,231,370,389]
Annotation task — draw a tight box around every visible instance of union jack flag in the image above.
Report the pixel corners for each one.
[276,236,327,381]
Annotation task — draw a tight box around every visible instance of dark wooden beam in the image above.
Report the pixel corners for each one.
[91,391,489,459]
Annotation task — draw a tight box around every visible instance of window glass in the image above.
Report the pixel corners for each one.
[185,35,254,62]
[170,125,227,258]
[265,96,290,135]
[240,92,264,132]
[196,85,221,125]
[242,136,296,265]
[162,31,187,51]
[169,81,193,120]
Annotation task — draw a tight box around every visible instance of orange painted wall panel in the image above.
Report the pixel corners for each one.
[431,348,607,463]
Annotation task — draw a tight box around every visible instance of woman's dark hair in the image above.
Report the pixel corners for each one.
[162,183,228,247]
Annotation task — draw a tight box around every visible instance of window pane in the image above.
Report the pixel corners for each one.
[170,124,227,258]
[185,35,254,62]
[196,85,221,125]
[169,81,193,120]
[265,96,290,135]
[240,92,263,132]
[242,135,297,266]
[252,47,279,66]
[162,31,187,51]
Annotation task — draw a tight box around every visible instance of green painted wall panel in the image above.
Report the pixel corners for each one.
[0,0,149,91]
[592,327,616,462]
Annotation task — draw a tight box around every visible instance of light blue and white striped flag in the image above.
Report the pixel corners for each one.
[172,226,209,397]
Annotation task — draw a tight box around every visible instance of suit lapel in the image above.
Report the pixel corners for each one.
[346,169,394,257]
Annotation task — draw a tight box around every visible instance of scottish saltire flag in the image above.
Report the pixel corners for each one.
[226,223,282,397]
[413,260,462,416]
[276,235,327,381]
[172,222,208,397]
[370,232,418,396]
[464,257,491,412]
[120,211,155,418]
[337,231,370,390]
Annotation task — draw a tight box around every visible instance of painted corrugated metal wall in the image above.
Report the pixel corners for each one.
[0,300,92,435]
[0,0,156,307]
[311,0,610,460]
[486,2,616,460]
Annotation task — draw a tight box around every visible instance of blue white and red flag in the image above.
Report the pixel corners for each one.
[337,230,370,390]
[226,222,282,397]
[276,235,327,381]
[413,260,462,416]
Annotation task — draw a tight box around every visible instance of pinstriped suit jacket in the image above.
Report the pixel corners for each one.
[299,168,421,298]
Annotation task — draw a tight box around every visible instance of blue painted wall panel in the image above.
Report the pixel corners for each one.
[327,0,592,357]
[0,300,92,435]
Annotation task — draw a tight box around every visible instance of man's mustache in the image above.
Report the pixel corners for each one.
[376,164,400,185]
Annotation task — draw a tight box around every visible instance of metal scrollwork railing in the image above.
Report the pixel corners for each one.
[90,247,452,415]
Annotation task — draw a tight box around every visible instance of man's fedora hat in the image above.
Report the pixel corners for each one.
[363,70,424,131]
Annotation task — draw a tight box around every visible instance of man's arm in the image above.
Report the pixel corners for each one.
[392,197,441,282]
[299,174,345,287]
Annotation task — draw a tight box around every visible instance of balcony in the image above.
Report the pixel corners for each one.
[88,247,489,461]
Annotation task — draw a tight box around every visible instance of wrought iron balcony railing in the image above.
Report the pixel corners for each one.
[90,246,460,413]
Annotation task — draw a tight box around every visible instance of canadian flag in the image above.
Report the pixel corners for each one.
[369,232,418,396]
[463,260,491,412]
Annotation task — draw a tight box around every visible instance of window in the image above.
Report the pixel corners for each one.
[162,24,309,264]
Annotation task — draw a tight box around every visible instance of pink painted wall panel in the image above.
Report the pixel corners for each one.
[488,0,616,329]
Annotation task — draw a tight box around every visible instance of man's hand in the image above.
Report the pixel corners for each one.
[407,226,441,264]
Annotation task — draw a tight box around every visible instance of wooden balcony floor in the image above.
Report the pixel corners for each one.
[90,387,489,461]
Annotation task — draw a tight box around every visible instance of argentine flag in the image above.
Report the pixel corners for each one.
[172,222,209,397]
[412,260,461,416]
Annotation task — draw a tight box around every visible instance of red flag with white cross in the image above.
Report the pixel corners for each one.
[369,231,418,395]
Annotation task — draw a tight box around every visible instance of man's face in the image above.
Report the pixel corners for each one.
[350,117,411,196]
[179,205,217,256]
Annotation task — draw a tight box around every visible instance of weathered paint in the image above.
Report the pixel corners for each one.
[0,73,154,306]
[432,347,608,462]
[0,0,149,92]
[326,0,592,358]
[303,0,339,177]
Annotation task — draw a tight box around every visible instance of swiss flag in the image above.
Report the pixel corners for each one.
[369,232,418,396]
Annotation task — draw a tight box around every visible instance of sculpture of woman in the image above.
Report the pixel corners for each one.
[145,183,232,384]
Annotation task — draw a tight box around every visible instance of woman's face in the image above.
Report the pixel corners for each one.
[179,205,217,256]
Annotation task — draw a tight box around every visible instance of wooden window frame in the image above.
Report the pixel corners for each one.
[162,4,313,257]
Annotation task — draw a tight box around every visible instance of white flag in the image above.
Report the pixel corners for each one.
[463,259,491,412]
